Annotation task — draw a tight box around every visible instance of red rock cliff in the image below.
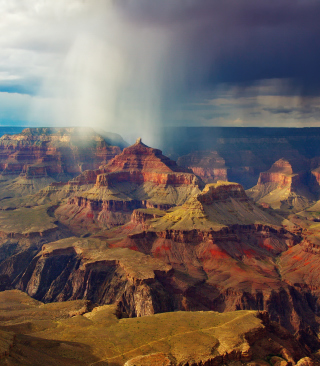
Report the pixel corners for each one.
[177,151,228,183]
[0,127,121,178]
[258,159,303,188]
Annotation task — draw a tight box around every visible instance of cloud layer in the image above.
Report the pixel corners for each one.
[1,0,320,144]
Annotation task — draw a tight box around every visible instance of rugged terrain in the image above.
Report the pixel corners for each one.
[247,158,316,212]
[3,127,320,361]
[0,290,315,366]
[3,179,320,350]
[177,150,228,183]
[54,137,202,232]
[169,127,320,189]
[0,127,121,200]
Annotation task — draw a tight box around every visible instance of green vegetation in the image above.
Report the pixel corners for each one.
[0,205,57,234]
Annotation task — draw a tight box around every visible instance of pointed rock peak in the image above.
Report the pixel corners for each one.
[131,136,149,149]
[103,137,193,174]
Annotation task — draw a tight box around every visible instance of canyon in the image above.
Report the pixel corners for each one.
[2,127,320,364]
[0,127,121,200]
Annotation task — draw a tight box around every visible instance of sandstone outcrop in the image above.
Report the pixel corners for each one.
[0,127,121,201]
[177,151,228,183]
[54,138,203,232]
[95,182,320,347]
[14,237,174,317]
[247,159,315,212]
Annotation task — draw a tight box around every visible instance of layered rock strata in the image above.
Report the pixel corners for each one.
[0,127,121,177]
[247,159,315,212]
[14,237,173,317]
[99,183,320,347]
[3,181,320,349]
[55,138,203,232]
[177,151,228,183]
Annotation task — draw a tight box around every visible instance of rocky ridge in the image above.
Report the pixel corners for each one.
[14,237,173,317]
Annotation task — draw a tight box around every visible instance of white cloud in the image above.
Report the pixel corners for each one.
[0,1,179,145]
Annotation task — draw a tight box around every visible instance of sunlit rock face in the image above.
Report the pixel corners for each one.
[247,159,316,212]
[0,290,312,366]
[11,180,320,351]
[257,159,300,187]
[55,138,203,232]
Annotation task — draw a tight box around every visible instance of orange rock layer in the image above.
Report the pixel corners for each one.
[257,159,303,189]
[177,151,228,183]
[0,127,121,178]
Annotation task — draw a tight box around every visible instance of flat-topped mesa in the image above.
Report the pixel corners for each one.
[197,181,247,204]
[258,158,303,188]
[145,181,283,233]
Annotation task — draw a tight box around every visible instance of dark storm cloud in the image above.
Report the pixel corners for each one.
[264,104,320,118]
[1,0,320,137]
[116,0,320,97]
[263,107,294,115]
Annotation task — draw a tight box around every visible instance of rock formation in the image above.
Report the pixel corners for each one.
[4,130,320,358]
[247,159,315,212]
[177,151,228,183]
[162,126,320,189]
[9,180,320,349]
[15,237,174,317]
[87,182,320,348]
[54,138,203,232]
[0,127,121,200]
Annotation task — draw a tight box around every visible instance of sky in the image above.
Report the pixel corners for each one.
[1,0,320,143]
